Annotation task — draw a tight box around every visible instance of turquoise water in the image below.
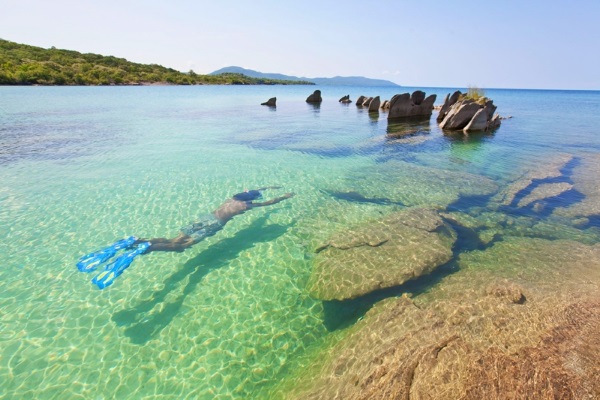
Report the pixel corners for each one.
[1,85,599,399]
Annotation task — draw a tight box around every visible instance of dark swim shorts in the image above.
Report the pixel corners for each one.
[180,214,223,243]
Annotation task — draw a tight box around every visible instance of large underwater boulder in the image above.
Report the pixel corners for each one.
[289,237,600,400]
[307,208,457,301]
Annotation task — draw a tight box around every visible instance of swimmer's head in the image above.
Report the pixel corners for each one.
[233,190,262,201]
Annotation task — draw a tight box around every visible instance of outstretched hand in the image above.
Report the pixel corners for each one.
[282,192,295,199]
[257,186,282,190]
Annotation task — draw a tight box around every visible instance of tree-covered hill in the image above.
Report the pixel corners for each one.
[0,39,314,86]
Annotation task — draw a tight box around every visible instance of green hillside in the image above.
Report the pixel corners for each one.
[0,39,313,86]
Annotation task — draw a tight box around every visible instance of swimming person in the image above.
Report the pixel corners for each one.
[136,186,294,253]
[77,187,294,289]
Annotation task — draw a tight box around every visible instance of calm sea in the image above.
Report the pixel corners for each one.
[1,85,599,399]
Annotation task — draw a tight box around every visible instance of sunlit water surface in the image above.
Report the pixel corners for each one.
[1,85,599,399]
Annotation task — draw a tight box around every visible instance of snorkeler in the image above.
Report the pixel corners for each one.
[135,186,294,253]
[77,187,294,288]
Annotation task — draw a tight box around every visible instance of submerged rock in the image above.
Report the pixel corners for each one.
[306,90,322,103]
[517,182,573,208]
[286,237,600,399]
[387,91,437,119]
[492,153,574,207]
[554,153,600,218]
[335,160,498,209]
[307,208,457,301]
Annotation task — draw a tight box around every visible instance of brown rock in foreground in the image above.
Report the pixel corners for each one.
[285,238,600,399]
[307,208,456,301]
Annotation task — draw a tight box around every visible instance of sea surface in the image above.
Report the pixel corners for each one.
[1,85,599,399]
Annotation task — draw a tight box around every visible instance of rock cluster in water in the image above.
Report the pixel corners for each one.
[354,91,436,119]
[273,90,503,136]
[437,90,501,132]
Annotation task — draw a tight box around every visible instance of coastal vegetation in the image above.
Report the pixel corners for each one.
[464,85,487,102]
[0,39,313,86]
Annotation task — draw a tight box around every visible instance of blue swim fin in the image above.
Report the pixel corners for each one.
[92,242,151,289]
[77,236,137,272]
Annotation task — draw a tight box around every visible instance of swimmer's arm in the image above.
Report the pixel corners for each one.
[251,193,295,208]
[254,186,282,191]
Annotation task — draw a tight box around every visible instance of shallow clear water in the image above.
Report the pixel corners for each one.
[1,85,599,398]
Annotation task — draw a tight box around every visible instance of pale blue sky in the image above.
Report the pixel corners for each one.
[2,0,599,89]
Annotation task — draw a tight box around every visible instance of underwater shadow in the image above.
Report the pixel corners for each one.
[386,117,431,139]
[323,189,406,207]
[112,216,290,344]
[322,260,459,332]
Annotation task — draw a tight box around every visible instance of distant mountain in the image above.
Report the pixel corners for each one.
[210,66,400,87]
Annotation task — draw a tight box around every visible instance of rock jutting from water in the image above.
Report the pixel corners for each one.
[287,237,600,399]
[260,97,276,106]
[438,90,501,132]
[307,208,457,301]
[306,90,322,103]
[338,95,352,103]
[387,90,437,120]
[368,96,380,112]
